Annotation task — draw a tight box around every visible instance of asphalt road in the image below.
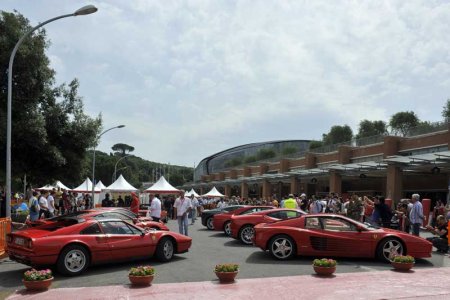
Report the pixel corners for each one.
[1,219,449,299]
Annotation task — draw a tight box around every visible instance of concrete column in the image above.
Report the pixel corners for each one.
[225,185,231,198]
[259,163,269,175]
[383,136,401,158]
[290,176,299,195]
[329,171,342,195]
[280,159,290,173]
[305,153,316,169]
[262,180,271,200]
[241,182,248,199]
[386,164,403,205]
[337,145,352,164]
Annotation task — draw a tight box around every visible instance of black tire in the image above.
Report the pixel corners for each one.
[268,235,296,260]
[57,244,90,276]
[206,217,214,230]
[223,221,232,236]
[376,238,404,263]
[239,225,255,245]
[155,237,175,262]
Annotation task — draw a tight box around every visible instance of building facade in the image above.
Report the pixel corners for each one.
[190,122,450,203]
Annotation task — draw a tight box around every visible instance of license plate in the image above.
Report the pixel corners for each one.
[15,237,25,246]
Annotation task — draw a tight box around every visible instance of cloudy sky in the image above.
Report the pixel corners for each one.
[3,0,450,167]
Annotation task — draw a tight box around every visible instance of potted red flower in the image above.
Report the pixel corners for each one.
[313,258,337,276]
[391,255,415,271]
[214,263,239,283]
[128,266,155,286]
[22,269,53,291]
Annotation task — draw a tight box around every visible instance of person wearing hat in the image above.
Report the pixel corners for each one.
[282,194,298,209]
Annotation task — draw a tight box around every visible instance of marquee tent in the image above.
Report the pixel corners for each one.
[72,178,101,193]
[95,181,106,190]
[144,176,179,194]
[36,181,71,191]
[104,174,138,192]
[202,186,224,198]
[55,181,71,190]
[36,184,55,191]
[185,188,200,197]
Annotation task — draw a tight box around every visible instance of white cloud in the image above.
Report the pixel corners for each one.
[3,0,450,167]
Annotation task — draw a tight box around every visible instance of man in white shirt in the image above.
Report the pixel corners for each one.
[173,190,192,236]
[149,194,162,222]
[47,190,56,217]
[38,191,49,218]
[190,195,199,225]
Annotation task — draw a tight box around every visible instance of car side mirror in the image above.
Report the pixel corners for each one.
[356,225,364,232]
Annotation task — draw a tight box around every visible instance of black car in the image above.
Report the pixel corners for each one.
[201,205,245,230]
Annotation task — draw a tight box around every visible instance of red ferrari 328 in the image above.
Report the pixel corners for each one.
[253,214,432,262]
[230,208,305,244]
[7,217,192,276]
[212,206,274,236]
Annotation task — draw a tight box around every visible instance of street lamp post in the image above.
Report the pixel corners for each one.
[91,125,125,205]
[113,154,132,182]
[5,5,98,218]
[112,166,129,183]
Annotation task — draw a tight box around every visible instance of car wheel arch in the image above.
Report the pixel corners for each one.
[238,224,255,243]
[158,235,178,253]
[59,242,91,260]
[266,233,296,251]
[57,242,91,276]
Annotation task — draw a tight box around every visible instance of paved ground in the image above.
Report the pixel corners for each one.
[2,218,449,299]
[6,267,450,300]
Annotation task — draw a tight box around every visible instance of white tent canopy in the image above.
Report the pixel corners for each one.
[202,186,224,198]
[55,181,71,190]
[104,174,138,192]
[144,176,179,194]
[185,188,200,197]
[95,181,106,190]
[36,184,55,191]
[72,178,101,193]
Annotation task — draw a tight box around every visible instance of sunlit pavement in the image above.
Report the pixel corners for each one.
[6,266,450,300]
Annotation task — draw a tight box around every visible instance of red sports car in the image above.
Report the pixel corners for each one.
[7,217,192,276]
[253,214,432,262]
[230,208,306,244]
[28,208,169,231]
[213,206,274,236]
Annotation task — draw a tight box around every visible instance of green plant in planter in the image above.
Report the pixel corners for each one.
[391,255,415,263]
[214,264,239,273]
[313,258,337,268]
[129,266,155,276]
[23,269,52,281]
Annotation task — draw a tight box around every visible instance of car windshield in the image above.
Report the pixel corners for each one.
[46,211,90,222]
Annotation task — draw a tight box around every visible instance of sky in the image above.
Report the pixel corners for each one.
[3,0,450,167]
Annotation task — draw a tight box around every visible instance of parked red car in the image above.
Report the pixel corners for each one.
[213,206,274,236]
[7,217,191,276]
[253,214,432,262]
[29,208,169,231]
[230,208,305,244]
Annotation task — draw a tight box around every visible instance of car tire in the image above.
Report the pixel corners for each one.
[155,237,175,262]
[57,244,90,276]
[376,238,404,263]
[269,235,296,260]
[206,217,214,230]
[239,225,255,245]
[223,221,232,236]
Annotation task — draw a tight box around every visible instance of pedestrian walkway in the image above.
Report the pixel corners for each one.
[7,267,450,300]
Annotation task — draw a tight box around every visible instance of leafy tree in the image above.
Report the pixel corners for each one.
[256,149,276,160]
[322,125,353,145]
[309,140,324,150]
[0,11,101,188]
[442,99,450,119]
[112,143,135,156]
[356,120,387,139]
[389,111,419,136]
[244,156,257,163]
[282,146,298,155]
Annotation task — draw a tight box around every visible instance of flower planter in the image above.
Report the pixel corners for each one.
[313,266,336,276]
[129,275,154,286]
[391,262,414,271]
[215,271,238,283]
[22,277,53,291]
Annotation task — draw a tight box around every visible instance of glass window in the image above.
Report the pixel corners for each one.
[305,217,321,229]
[101,212,132,222]
[322,218,357,232]
[100,221,135,235]
[80,223,102,235]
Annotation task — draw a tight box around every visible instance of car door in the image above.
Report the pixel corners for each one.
[304,216,373,257]
[78,223,112,263]
[99,220,153,260]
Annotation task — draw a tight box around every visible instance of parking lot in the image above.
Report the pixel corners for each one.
[1,219,449,298]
